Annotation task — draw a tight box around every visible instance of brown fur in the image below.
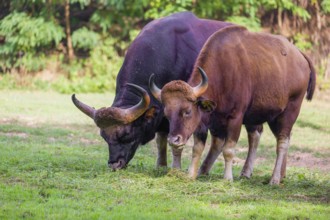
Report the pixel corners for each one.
[161,80,197,102]
[188,25,315,127]
[160,25,316,184]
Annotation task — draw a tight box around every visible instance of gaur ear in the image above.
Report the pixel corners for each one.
[144,106,159,122]
[196,98,216,113]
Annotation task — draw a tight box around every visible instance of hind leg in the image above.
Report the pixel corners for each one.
[241,124,263,178]
[269,136,290,184]
[221,117,243,181]
[268,99,304,185]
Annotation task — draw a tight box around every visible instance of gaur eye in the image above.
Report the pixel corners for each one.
[182,109,191,117]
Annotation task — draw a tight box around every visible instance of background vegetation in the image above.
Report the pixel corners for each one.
[0,0,330,93]
[0,91,329,219]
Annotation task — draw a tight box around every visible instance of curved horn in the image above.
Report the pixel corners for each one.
[117,83,150,123]
[92,85,150,127]
[71,94,95,119]
[149,74,162,102]
[192,67,208,97]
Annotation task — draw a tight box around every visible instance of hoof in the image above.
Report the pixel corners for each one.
[198,169,209,176]
[156,163,167,168]
[223,175,233,182]
[240,170,252,179]
[269,178,280,185]
[240,174,251,179]
[188,169,198,180]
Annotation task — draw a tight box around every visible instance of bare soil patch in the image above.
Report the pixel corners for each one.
[226,151,330,173]
[287,152,330,172]
[0,131,29,139]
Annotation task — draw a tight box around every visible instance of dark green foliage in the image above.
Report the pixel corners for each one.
[72,27,100,51]
[144,0,193,19]
[322,0,330,12]
[0,12,64,72]
[195,0,312,30]
[52,37,125,93]
[0,0,329,92]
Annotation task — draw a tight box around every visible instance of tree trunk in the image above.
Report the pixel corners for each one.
[325,56,330,80]
[65,0,75,62]
[47,0,53,20]
[315,0,322,30]
[277,7,283,34]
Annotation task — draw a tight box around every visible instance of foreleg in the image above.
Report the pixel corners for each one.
[188,130,207,179]
[198,135,225,175]
[156,132,167,167]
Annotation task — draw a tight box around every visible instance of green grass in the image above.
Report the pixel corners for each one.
[0,91,330,219]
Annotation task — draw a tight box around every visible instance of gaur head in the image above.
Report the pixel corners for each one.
[72,84,158,170]
[149,67,216,148]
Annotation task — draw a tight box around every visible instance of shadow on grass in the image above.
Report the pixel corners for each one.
[125,163,170,178]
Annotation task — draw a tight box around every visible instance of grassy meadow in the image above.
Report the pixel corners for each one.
[0,90,329,219]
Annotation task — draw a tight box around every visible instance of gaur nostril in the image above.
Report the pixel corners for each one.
[168,135,183,146]
[109,158,126,170]
[118,159,125,167]
[174,135,182,143]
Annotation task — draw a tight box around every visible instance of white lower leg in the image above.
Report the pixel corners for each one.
[270,137,290,185]
[188,135,205,179]
[223,140,236,181]
[281,152,287,179]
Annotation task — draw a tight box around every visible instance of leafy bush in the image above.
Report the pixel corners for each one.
[0,73,51,91]
[53,38,123,94]
[144,0,192,19]
[0,12,64,72]
[18,54,47,73]
[322,0,330,13]
[72,27,100,50]
[293,33,313,51]
[0,74,17,90]
[261,0,311,21]
[226,16,261,32]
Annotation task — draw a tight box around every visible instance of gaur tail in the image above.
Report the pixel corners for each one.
[301,52,316,101]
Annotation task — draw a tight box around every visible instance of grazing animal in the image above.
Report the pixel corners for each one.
[72,12,232,170]
[150,25,316,184]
